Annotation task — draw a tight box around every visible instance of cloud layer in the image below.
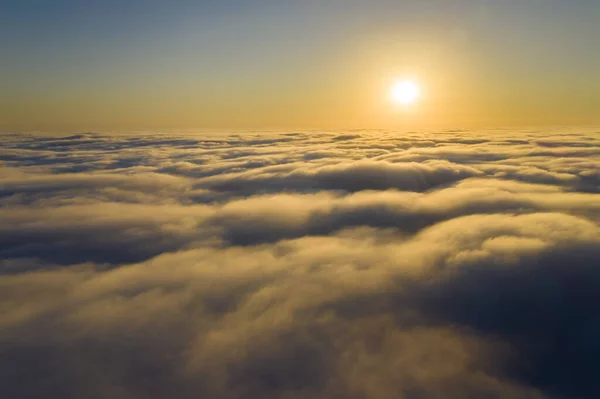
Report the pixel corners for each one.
[1,128,599,398]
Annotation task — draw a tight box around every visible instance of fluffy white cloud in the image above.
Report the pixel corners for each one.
[0,128,599,398]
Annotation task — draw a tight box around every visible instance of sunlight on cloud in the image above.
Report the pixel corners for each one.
[0,128,599,398]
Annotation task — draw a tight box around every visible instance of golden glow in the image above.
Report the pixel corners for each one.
[390,80,421,105]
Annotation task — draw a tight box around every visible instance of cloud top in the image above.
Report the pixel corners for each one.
[1,128,599,398]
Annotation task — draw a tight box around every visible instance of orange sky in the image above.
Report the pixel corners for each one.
[2,1,599,131]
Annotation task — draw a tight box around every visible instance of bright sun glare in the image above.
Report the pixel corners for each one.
[390,80,421,105]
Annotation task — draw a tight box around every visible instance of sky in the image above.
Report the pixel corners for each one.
[2,0,600,130]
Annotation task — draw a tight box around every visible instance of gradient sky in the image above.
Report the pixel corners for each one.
[2,0,599,130]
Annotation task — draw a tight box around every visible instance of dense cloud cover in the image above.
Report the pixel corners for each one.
[1,128,599,398]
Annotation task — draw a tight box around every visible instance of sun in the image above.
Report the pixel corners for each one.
[390,80,421,105]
